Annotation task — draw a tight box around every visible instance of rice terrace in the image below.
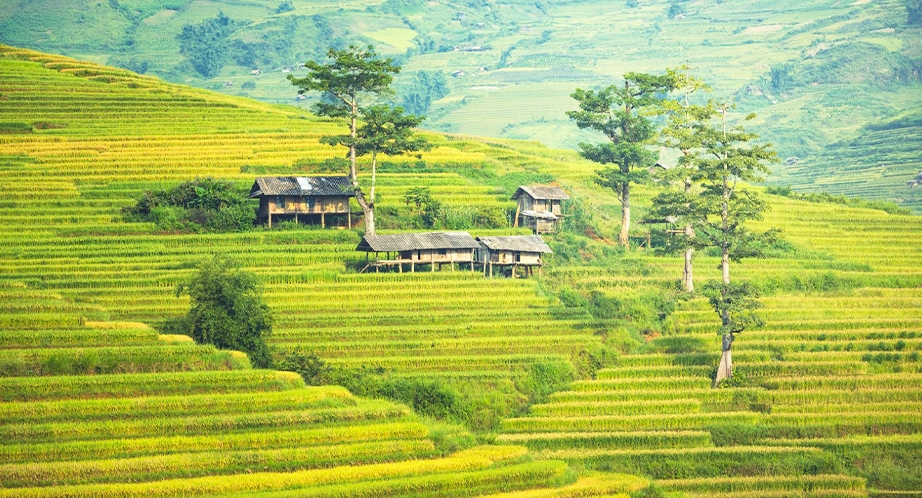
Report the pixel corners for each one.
[1,0,922,497]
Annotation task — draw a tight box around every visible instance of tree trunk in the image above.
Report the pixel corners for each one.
[619,182,630,247]
[714,335,733,386]
[683,245,694,292]
[682,177,694,292]
[721,248,730,285]
[346,104,378,235]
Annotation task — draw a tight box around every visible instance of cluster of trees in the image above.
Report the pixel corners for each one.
[122,178,256,232]
[177,12,303,78]
[569,67,778,385]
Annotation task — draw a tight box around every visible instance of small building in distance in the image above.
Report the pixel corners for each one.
[511,185,569,233]
[356,232,479,273]
[476,234,552,277]
[249,176,354,228]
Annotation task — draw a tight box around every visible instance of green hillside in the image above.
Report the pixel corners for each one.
[769,110,922,212]
[3,45,922,496]
[2,0,921,209]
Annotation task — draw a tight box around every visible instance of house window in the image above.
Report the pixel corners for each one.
[515,252,521,263]
[276,196,286,209]
[438,249,448,255]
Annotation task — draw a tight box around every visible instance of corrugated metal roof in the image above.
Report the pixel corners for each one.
[249,176,354,197]
[477,235,553,254]
[356,232,479,252]
[511,185,570,201]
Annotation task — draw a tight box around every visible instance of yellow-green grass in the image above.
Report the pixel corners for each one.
[3,44,922,496]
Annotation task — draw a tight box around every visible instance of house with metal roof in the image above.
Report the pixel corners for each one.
[355,232,479,273]
[511,185,569,233]
[249,176,354,228]
[476,235,552,277]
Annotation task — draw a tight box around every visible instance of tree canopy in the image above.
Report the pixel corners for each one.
[176,255,273,368]
[567,73,677,247]
[289,45,428,234]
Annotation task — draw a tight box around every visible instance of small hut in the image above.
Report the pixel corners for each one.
[249,176,354,228]
[511,186,569,233]
[476,235,552,277]
[356,232,479,273]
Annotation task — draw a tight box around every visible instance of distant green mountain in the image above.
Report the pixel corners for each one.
[1,0,921,206]
[769,110,922,212]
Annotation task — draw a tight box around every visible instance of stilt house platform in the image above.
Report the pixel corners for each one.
[249,176,355,228]
[356,232,480,273]
[511,185,569,233]
[476,235,552,277]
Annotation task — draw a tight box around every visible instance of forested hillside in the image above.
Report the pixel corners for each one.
[2,45,922,496]
[1,0,921,208]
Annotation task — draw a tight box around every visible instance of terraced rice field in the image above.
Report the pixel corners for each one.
[2,45,922,496]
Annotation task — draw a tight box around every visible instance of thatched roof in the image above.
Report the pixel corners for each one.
[356,232,479,253]
[477,235,552,254]
[249,176,354,198]
[511,185,569,201]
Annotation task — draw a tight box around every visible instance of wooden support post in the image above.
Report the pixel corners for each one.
[268,212,272,228]
[399,262,403,273]
[411,261,414,273]
[489,262,493,278]
[321,212,325,228]
[431,253,435,272]
[513,264,517,278]
[295,212,298,224]
[471,250,475,272]
[348,211,351,228]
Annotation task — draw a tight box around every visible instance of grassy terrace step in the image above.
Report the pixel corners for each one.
[225,459,569,498]
[473,473,649,498]
[0,344,250,377]
[1,421,429,463]
[0,386,354,424]
[325,354,571,372]
[271,319,592,341]
[0,370,305,402]
[0,439,437,488]
[569,377,714,391]
[0,445,531,498]
[501,412,761,433]
[758,374,922,391]
[548,388,766,404]
[495,430,714,450]
[658,474,866,495]
[529,399,702,417]
[1,400,412,444]
[0,328,160,349]
[544,446,840,481]
[282,335,596,358]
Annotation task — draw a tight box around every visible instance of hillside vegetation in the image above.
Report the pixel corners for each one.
[1,0,921,208]
[2,46,922,496]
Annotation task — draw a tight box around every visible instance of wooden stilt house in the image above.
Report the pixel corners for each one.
[249,176,354,228]
[511,186,569,233]
[476,235,552,277]
[356,232,479,273]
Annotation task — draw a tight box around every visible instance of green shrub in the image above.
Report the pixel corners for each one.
[175,255,273,368]
[123,177,256,233]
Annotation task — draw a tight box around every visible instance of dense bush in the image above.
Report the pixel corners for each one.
[174,255,273,368]
[123,177,256,232]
